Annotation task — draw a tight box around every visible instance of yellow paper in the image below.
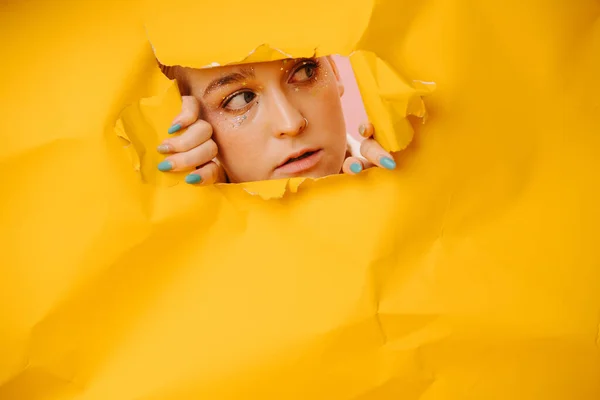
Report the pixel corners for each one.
[1,0,599,399]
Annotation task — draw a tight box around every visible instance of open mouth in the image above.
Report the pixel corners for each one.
[281,150,318,167]
[275,148,323,175]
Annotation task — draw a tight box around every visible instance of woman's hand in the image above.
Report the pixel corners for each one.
[156,96,226,185]
[342,122,397,175]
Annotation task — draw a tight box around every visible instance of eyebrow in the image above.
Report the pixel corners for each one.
[203,66,256,98]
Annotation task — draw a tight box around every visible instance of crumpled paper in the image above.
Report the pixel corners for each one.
[1,0,599,399]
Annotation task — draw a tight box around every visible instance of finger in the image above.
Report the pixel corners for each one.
[157,139,218,172]
[358,122,375,139]
[360,138,397,170]
[342,157,366,175]
[184,161,221,185]
[157,119,213,154]
[168,95,200,134]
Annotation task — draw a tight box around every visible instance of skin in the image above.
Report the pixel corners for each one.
[156,57,396,184]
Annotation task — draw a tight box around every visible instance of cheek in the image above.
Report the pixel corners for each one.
[212,125,252,161]
[304,83,348,171]
[210,119,268,181]
[204,109,253,157]
[303,84,347,137]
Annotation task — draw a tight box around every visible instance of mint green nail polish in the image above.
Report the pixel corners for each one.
[185,174,202,184]
[350,162,362,174]
[358,125,366,136]
[380,157,396,170]
[168,123,181,134]
[157,160,173,171]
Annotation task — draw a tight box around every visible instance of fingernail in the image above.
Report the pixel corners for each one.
[358,124,366,136]
[380,156,396,170]
[350,162,362,174]
[157,160,173,172]
[168,123,182,134]
[185,174,202,184]
[157,143,173,154]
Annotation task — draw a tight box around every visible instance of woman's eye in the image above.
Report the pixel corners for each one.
[290,64,316,83]
[224,91,256,110]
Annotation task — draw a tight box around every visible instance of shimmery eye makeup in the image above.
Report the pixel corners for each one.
[231,114,247,128]
[287,58,321,85]
[208,57,323,122]
[222,90,256,109]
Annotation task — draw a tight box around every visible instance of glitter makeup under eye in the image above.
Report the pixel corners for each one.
[232,114,247,128]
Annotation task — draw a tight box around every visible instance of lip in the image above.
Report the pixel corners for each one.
[275,148,323,175]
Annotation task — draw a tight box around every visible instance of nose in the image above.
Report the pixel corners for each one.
[265,87,307,138]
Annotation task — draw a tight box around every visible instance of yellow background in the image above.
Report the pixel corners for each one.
[1,0,599,399]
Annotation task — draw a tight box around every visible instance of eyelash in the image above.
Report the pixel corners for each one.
[221,90,251,110]
[220,58,321,110]
[288,58,321,84]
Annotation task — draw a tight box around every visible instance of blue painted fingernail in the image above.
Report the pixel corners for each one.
[167,123,181,134]
[350,162,362,174]
[185,174,202,184]
[157,160,173,172]
[380,157,396,170]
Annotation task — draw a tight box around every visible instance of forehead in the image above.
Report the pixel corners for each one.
[185,60,278,83]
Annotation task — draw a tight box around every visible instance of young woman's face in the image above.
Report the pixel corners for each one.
[180,57,347,182]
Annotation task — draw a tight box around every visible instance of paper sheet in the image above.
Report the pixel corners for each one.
[1,0,599,399]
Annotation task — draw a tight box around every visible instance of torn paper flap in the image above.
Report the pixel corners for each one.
[143,0,375,68]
